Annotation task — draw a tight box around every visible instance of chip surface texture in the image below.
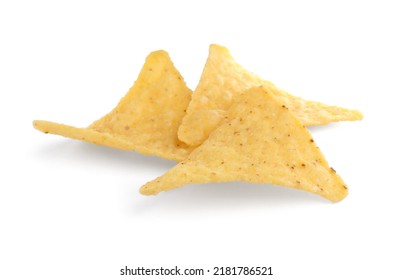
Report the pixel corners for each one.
[33,50,193,161]
[142,86,348,202]
[178,44,362,147]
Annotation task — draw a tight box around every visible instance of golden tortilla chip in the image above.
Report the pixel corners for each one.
[178,44,363,146]
[33,50,193,161]
[141,86,348,202]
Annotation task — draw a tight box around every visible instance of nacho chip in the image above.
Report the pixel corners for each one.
[141,86,348,202]
[33,51,193,161]
[178,44,363,146]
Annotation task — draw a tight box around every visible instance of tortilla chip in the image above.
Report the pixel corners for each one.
[141,86,348,202]
[178,44,363,146]
[33,50,193,161]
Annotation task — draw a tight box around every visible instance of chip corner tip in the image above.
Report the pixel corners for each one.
[139,185,157,196]
[356,110,364,120]
[209,43,229,53]
[32,120,59,134]
[32,120,45,131]
[209,43,221,48]
[147,49,170,60]
[327,186,349,203]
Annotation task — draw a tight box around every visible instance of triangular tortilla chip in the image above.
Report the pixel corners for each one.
[141,86,348,202]
[33,51,193,161]
[178,44,363,146]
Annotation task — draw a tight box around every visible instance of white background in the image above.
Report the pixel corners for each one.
[1,1,392,279]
